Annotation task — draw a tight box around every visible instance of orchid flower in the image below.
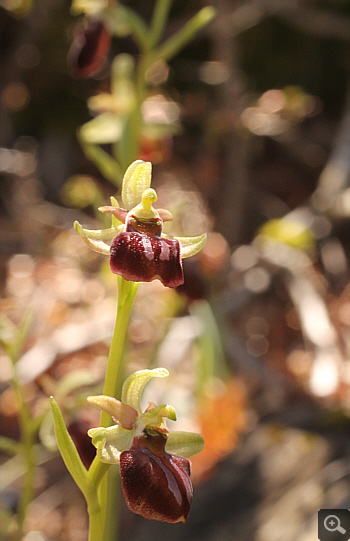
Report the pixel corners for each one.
[74,160,207,287]
[88,368,204,523]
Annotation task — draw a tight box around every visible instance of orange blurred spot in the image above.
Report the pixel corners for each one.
[191,379,247,482]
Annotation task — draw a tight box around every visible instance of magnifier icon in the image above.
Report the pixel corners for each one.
[324,515,346,534]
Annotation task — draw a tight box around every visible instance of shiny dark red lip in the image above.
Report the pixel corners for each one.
[120,431,193,523]
[110,232,184,288]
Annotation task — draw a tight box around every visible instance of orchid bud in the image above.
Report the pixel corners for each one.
[120,429,193,523]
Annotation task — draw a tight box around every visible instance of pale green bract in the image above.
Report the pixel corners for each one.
[87,368,204,465]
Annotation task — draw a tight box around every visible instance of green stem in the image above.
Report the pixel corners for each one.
[88,508,104,541]
[18,432,35,529]
[9,368,36,531]
[149,0,173,47]
[103,468,120,541]
[101,280,139,427]
[88,278,139,541]
[152,7,216,64]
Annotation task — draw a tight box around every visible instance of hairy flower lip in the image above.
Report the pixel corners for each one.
[120,430,193,523]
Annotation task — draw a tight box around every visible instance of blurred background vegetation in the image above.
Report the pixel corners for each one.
[0,1,349,540]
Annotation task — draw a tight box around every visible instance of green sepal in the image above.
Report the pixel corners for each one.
[50,398,99,513]
[175,233,207,259]
[74,221,122,255]
[121,368,169,414]
[121,160,152,210]
[166,431,204,458]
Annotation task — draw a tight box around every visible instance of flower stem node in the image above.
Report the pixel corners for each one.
[87,368,204,522]
[75,160,207,288]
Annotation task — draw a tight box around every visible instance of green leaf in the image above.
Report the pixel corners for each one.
[0,312,33,363]
[50,397,99,512]
[166,431,204,458]
[121,368,169,414]
[121,160,152,210]
[175,233,207,259]
[13,311,33,362]
[0,436,21,456]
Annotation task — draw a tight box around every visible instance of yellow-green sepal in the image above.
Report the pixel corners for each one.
[166,431,204,458]
[175,233,207,259]
[74,220,122,255]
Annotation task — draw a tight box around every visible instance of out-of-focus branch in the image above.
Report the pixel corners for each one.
[311,102,350,217]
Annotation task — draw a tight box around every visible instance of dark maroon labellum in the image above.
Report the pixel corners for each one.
[120,431,193,523]
[110,232,184,288]
[68,20,111,78]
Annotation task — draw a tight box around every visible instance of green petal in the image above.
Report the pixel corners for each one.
[121,368,169,414]
[175,233,207,259]
[166,431,204,458]
[74,221,122,255]
[88,425,133,464]
[121,160,152,210]
[135,404,177,436]
[87,395,138,429]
